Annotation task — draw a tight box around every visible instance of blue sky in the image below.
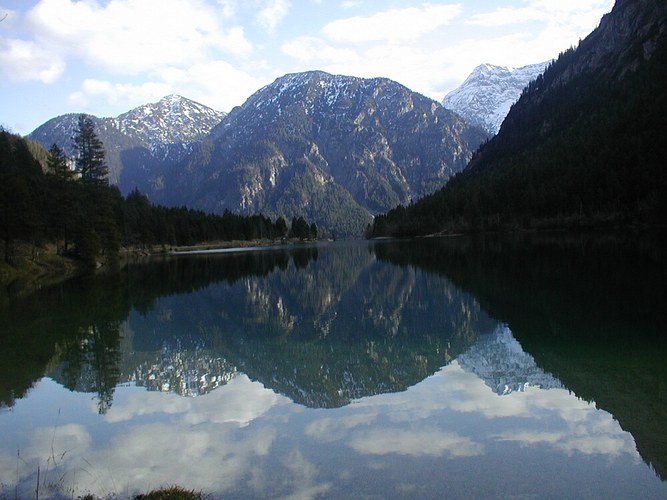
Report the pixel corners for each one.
[1,0,614,135]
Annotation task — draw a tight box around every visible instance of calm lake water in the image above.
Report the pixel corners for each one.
[1,234,666,499]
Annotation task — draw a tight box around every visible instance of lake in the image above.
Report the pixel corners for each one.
[1,233,666,499]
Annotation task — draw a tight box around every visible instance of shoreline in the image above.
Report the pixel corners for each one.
[0,238,318,295]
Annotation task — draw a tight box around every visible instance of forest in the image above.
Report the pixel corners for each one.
[368,33,667,238]
[0,116,317,270]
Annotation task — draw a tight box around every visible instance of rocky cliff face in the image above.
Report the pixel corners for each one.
[153,71,487,236]
[29,76,486,236]
[115,94,224,147]
[457,325,562,395]
[443,62,548,135]
[28,95,225,187]
[559,0,667,82]
[443,0,667,229]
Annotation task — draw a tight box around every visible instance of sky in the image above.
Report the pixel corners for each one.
[1,0,614,136]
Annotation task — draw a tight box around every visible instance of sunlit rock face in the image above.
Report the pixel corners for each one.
[443,62,549,135]
[129,347,238,397]
[457,325,562,395]
[28,95,225,187]
[158,71,488,236]
[28,73,487,237]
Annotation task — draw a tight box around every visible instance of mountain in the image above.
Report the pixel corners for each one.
[115,94,223,147]
[457,325,562,395]
[41,241,490,409]
[443,62,549,135]
[28,95,225,186]
[148,71,487,237]
[370,0,667,237]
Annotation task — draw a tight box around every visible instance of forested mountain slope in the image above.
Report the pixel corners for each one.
[152,71,487,237]
[370,0,667,237]
[28,95,225,187]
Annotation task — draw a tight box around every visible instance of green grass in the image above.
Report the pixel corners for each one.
[133,485,206,500]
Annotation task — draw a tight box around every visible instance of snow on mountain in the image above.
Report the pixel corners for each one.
[457,324,562,395]
[28,95,225,187]
[164,70,487,236]
[443,62,549,135]
[113,94,226,149]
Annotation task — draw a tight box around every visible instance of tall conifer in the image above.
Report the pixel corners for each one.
[73,115,108,184]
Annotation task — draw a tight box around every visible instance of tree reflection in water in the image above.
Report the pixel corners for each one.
[1,234,666,481]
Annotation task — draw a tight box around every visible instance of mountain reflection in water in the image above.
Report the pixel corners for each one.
[457,325,562,395]
[0,235,666,498]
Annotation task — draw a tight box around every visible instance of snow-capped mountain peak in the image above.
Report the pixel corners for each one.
[443,62,549,135]
[457,325,562,395]
[28,95,226,186]
[114,95,226,148]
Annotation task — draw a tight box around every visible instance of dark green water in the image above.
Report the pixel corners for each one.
[1,234,666,498]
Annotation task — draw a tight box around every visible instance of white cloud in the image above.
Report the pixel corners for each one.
[1,344,646,499]
[323,4,463,44]
[24,0,251,76]
[281,449,333,498]
[281,36,360,65]
[305,412,378,442]
[222,26,254,55]
[20,375,292,497]
[160,59,270,110]
[256,0,291,32]
[494,428,634,457]
[0,37,65,83]
[281,0,603,101]
[467,0,612,28]
[87,421,279,496]
[69,78,171,110]
[1,0,618,135]
[216,0,239,19]
[467,7,543,27]
[105,374,287,425]
[68,59,268,114]
[350,427,484,457]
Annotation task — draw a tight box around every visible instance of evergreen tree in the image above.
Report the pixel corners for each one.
[73,115,108,185]
[0,130,41,262]
[289,216,310,240]
[69,117,120,263]
[275,216,288,239]
[47,144,76,253]
[47,143,73,181]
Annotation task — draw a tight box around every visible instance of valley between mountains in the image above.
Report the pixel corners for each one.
[29,66,524,237]
[30,0,665,240]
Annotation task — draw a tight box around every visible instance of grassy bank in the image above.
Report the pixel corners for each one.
[0,242,80,294]
[0,237,313,296]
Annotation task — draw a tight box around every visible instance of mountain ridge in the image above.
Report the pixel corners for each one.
[152,71,488,236]
[443,62,549,135]
[114,94,225,148]
[370,0,667,236]
[28,95,225,186]
[29,75,487,236]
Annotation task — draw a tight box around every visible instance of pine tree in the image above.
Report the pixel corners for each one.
[275,216,288,239]
[0,130,41,262]
[46,144,77,253]
[289,216,310,240]
[73,115,108,185]
[47,143,73,181]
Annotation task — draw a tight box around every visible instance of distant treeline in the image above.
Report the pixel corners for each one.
[369,37,667,238]
[0,124,317,267]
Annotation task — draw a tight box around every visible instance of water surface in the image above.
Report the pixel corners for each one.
[1,234,666,498]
